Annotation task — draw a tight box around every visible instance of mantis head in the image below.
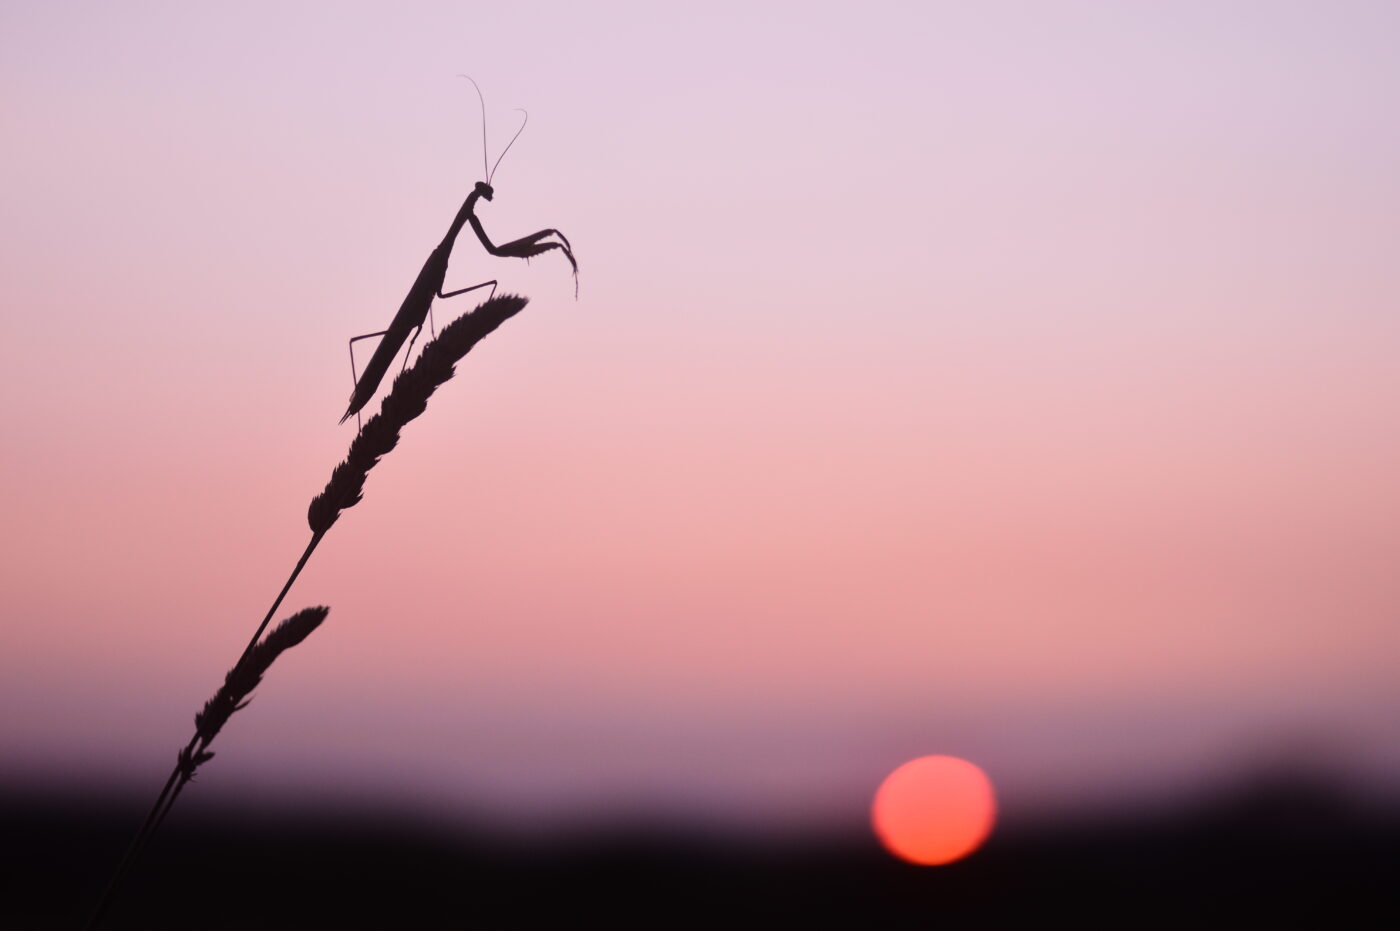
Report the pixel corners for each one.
[475,181,495,201]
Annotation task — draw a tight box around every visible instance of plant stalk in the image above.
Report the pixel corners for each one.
[85,530,326,930]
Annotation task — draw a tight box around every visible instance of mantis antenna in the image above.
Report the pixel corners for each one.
[489,109,528,184]
[458,74,490,182]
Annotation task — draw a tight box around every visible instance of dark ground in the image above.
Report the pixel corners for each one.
[5,774,1397,929]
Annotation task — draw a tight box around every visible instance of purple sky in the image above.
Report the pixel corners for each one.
[3,1,1399,836]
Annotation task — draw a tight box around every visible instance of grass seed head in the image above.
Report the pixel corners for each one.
[194,606,330,747]
[308,294,528,534]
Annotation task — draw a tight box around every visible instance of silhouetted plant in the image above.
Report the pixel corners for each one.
[88,293,530,929]
[310,292,529,534]
[193,606,331,754]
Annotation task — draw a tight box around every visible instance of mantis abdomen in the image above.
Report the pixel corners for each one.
[340,248,448,424]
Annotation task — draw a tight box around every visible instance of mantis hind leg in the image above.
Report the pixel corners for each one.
[349,323,429,420]
[348,330,388,396]
[432,280,500,334]
[347,329,388,431]
[438,279,498,303]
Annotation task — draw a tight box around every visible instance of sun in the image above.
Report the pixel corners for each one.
[872,755,996,865]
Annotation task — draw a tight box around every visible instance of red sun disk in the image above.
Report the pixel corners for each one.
[872,755,996,865]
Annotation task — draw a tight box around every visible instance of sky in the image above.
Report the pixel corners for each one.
[2,1,1398,837]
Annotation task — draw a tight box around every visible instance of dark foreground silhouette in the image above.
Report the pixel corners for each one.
[7,774,1396,928]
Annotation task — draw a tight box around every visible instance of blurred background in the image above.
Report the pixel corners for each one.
[2,1,1397,924]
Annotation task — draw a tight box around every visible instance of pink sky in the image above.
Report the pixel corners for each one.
[3,1,1399,834]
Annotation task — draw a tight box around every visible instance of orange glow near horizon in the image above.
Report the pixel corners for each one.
[872,756,996,866]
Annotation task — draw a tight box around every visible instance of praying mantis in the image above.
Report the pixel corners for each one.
[341,78,577,425]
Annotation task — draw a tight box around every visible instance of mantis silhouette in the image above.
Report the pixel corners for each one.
[342,79,577,425]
